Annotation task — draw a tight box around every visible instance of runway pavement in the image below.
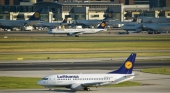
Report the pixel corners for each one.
[0,60,170,71]
[1,30,170,37]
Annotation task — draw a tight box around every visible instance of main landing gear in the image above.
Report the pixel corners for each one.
[84,87,90,91]
[49,88,52,91]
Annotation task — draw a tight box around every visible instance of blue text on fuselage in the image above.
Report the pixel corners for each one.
[57,75,79,78]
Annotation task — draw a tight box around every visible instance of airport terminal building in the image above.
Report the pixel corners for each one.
[34,1,123,21]
[0,1,170,22]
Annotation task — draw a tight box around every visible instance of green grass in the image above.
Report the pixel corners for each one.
[141,67,170,75]
[0,35,170,60]
[0,42,170,52]
[0,76,141,90]
[0,77,43,89]
[0,52,170,60]
[106,81,142,87]
[1,35,170,41]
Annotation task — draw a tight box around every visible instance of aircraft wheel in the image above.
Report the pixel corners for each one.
[49,88,52,91]
[84,87,90,91]
[87,88,90,91]
[75,35,79,37]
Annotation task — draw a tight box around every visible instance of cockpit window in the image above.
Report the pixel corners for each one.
[42,78,48,80]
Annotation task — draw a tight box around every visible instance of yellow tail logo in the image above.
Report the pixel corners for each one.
[34,12,40,18]
[101,23,105,27]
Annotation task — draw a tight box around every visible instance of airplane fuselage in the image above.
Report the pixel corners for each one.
[48,28,104,34]
[37,74,134,88]
[143,23,170,31]
[121,23,142,32]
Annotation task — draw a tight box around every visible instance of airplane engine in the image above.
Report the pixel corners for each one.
[67,33,79,37]
[136,28,142,32]
[67,33,75,36]
[71,83,83,90]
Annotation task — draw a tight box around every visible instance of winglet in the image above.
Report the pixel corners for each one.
[108,53,136,74]
[28,8,43,20]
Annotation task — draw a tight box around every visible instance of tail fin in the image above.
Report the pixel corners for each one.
[28,8,43,20]
[97,20,106,29]
[103,11,113,20]
[108,53,136,74]
[132,17,137,22]
[62,18,68,23]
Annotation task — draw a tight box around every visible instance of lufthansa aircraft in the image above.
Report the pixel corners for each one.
[0,8,43,30]
[37,53,136,91]
[73,11,113,27]
[48,20,107,37]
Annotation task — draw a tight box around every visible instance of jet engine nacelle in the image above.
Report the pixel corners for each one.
[136,28,142,32]
[71,83,83,90]
[67,33,75,36]
[67,33,80,37]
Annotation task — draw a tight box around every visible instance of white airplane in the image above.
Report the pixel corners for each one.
[74,11,113,28]
[37,53,136,91]
[121,23,143,34]
[0,8,43,31]
[142,23,170,34]
[34,18,69,28]
[139,17,170,23]
[48,20,106,37]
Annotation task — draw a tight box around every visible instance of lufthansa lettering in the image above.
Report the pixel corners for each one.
[57,75,79,78]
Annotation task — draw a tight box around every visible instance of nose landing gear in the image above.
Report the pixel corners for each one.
[84,87,90,91]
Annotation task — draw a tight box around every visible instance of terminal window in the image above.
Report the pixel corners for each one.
[91,15,99,18]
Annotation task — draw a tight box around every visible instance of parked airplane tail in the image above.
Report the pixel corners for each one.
[28,8,43,20]
[108,53,136,74]
[103,11,113,20]
[97,20,106,29]
[132,17,137,22]
[62,18,68,23]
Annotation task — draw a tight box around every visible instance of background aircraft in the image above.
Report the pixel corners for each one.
[37,53,136,91]
[33,18,69,28]
[142,23,170,34]
[139,17,170,23]
[48,20,107,37]
[0,8,43,31]
[121,23,143,34]
[73,11,114,28]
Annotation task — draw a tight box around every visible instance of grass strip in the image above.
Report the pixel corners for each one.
[141,67,170,75]
[0,52,170,60]
[1,42,170,52]
[106,81,142,87]
[0,76,141,90]
[1,36,170,41]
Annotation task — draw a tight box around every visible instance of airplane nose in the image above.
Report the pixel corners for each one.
[37,80,42,85]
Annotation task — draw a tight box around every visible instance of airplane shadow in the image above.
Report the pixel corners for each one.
[30,89,97,93]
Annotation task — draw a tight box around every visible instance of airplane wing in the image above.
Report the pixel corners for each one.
[81,81,112,87]
[68,31,85,36]
[81,82,105,87]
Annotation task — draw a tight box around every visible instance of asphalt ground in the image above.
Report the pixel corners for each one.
[0,60,169,71]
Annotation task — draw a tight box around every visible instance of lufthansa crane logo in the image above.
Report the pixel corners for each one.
[34,12,40,18]
[101,23,105,27]
[125,61,132,69]
[108,13,112,17]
